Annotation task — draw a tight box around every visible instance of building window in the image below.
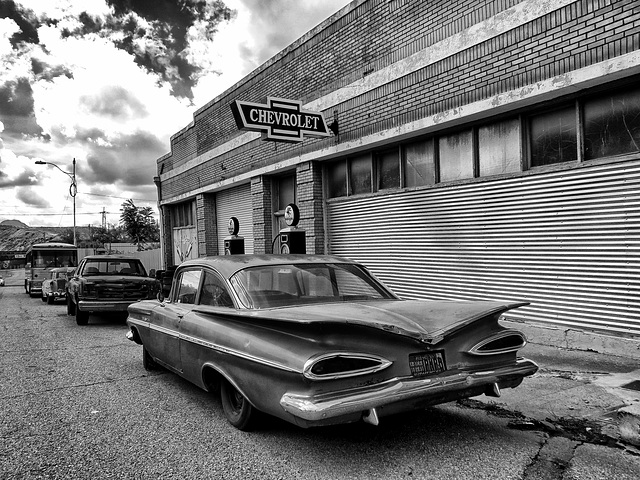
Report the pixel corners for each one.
[529,106,577,167]
[439,130,474,182]
[376,148,400,190]
[479,119,521,176]
[403,139,436,188]
[583,87,640,160]
[171,201,195,227]
[327,161,347,198]
[349,154,372,195]
[324,84,637,200]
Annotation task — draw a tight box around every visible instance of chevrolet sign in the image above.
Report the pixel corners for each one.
[231,97,331,142]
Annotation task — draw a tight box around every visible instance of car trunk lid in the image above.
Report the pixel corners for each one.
[195,300,528,344]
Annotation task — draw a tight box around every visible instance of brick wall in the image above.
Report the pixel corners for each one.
[296,162,325,254]
[159,0,640,200]
[251,176,272,254]
[196,193,218,257]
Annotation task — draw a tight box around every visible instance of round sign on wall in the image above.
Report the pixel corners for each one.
[228,216,240,236]
[284,204,300,227]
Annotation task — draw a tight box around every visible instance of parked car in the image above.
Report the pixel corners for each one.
[41,267,75,304]
[67,255,159,325]
[126,254,538,431]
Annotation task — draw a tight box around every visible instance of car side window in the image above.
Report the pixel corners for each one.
[175,269,202,304]
[199,271,234,308]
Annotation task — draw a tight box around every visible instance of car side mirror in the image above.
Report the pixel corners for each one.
[149,269,156,278]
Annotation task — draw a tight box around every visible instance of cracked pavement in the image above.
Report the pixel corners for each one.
[2,269,639,479]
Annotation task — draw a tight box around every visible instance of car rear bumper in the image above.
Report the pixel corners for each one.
[78,300,137,312]
[280,357,538,425]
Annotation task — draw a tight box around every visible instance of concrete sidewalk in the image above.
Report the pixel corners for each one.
[475,322,640,449]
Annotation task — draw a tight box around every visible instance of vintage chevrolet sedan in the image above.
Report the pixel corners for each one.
[126,255,538,431]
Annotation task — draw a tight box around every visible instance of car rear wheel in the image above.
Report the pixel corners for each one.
[142,347,159,371]
[75,302,89,326]
[220,380,256,431]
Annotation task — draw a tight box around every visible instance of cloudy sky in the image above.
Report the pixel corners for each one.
[0,0,348,230]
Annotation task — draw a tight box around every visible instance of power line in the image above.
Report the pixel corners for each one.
[81,192,157,202]
[0,212,121,217]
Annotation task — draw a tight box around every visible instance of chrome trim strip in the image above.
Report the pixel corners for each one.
[468,329,527,356]
[302,352,393,381]
[280,358,539,422]
[179,332,301,374]
[128,318,301,374]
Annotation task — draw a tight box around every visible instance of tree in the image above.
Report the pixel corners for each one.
[119,199,160,250]
[57,228,76,245]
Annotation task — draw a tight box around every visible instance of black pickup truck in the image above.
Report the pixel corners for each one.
[66,254,160,325]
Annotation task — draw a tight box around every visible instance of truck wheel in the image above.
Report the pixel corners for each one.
[75,303,89,325]
[221,379,256,431]
[142,347,159,371]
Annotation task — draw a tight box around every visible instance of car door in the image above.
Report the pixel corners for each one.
[147,268,203,374]
[178,268,236,386]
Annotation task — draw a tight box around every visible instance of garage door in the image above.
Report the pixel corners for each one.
[216,183,254,254]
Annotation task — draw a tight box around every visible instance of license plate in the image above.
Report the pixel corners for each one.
[409,351,446,377]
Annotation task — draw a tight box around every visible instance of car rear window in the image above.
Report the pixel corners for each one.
[230,263,394,309]
[82,260,146,276]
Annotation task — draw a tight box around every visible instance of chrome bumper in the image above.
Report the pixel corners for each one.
[78,300,135,312]
[280,358,538,422]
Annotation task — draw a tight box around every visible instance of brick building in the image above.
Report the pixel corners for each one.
[155,0,640,338]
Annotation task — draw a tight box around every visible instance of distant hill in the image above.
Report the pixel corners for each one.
[0,225,60,251]
[0,219,29,228]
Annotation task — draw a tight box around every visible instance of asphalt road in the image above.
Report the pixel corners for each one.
[0,269,636,480]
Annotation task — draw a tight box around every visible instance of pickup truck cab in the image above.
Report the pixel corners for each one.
[67,254,159,325]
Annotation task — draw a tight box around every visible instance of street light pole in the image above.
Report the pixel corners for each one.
[35,158,78,246]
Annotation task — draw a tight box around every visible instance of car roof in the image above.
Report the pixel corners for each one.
[82,255,140,260]
[50,267,75,272]
[178,254,360,278]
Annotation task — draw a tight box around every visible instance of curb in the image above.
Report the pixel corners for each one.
[502,320,640,447]
[502,320,640,360]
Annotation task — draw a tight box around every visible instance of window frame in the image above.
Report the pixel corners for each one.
[173,267,203,305]
[324,82,640,200]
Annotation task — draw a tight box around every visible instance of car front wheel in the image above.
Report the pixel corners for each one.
[75,301,89,326]
[220,379,256,431]
[47,295,54,305]
[142,347,159,371]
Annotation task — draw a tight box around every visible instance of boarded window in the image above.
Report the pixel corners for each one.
[403,139,436,187]
[479,119,521,176]
[439,130,474,182]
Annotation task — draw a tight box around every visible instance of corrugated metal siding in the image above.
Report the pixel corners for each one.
[216,184,254,254]
[327,159,640,337]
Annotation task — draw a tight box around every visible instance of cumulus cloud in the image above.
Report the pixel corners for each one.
[0,0,348,228]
